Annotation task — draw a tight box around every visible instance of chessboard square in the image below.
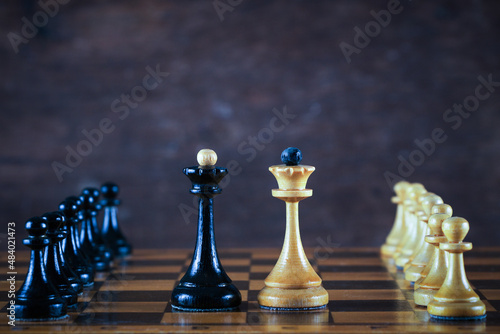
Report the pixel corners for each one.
[464,258,500,265]
[480,289,500,300]
[247,309,330,325]
[250,249,281,259]
[226,272,250,281]
[85,301,168,313]
[112,266,183,273]
[224,265,251,272]
[249,280,265,290]
[91,290,171,302]
[318,265,388,273]
[107,272,178,280]
[100,279,175,291]
[232,280,249,291]
[240,290,248,302]
[323,280,399,290]
[321,272,393,281]
[249,272,268,280]
[74,312,163,324]
[218,251,252,259]
[332,311,418,324]
[488,300,500,312]
[317,252,379,259]
[248,290,260,303]
[465,265,500,272]
[118,259,185,266]
[132,249,188,260]
[219,259,251,266]
[317,258,382,265]
[482,300,497,312]
[161,312,247,324]
[328,289,405,301]
[251,259,278,265]
[250,265,274,273]
[329,300,413,312]
[470,280,500,289]
[468,272,500,280]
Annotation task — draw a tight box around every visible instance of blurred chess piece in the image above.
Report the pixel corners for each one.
[381,181,410,258]
[101,182,132,257]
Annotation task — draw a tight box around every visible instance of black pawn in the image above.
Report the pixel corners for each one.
[14,217,67,320]
[64,195,93,267]
[171,151,241,311]
[82,187,114,263]
[100,182,132,257]
[59,199,94,286]
[54,211,84,295]
[41,212,78,308]
[79,191,110,271]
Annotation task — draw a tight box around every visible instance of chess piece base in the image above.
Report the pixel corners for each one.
[14,300,67,320]
[405,264,426,282]
[258,286,329,310]
[428,299,486,319]
[380,244,397,257]
[414,287,439,306]
[171,283,241,312]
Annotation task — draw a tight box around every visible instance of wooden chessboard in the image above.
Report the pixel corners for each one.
[1,247,500,333]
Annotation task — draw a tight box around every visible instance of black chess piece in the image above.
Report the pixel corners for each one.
[59,199,95,286]
[54,210,84,295]
[80,191,110,271]
[41,211,78,308]
[100,182,132,257]
[171,149,241,311]
[81,187,114,263]
[65,195,93,267]
[14,217,67,320]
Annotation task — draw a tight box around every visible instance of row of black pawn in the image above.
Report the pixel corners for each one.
[13,182,132,320]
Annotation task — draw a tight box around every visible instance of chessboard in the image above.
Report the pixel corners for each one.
[1,248,500,333]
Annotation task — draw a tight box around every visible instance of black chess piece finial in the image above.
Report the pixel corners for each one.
[81,187,114,263]
[171,149,241,311]
[14,217,67,320]
[80,190,111,271]
[100,182,132,257]
[281,147,302,166]
[59,199,94,286]
[41,211,78,307]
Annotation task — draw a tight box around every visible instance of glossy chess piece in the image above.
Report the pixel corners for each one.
[381,181,410,258]
[60,199,94,286]
[258,147,329,310]
[81,187,114,263]
[394,184,427,268]
[53,209,84,295]
[14,217,67,320]
[100,182,132,257]
[171,149,241,311]
[404,195,443,282]
[80,190,110,271]
[42,211,78,308]
[414,207,453,306]
[427,217,486,320]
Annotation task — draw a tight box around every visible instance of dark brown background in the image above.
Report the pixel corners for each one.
[1,0,499,250]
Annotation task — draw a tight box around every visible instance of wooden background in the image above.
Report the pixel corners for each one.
[1,0,499,249]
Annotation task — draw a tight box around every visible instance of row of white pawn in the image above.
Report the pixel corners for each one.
[381,181,486,320]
